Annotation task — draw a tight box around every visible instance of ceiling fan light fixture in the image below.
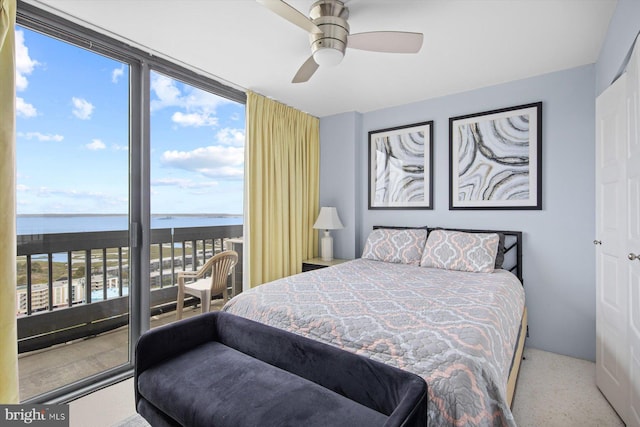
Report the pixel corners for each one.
[258,0,424,83]
[313,47,344,67]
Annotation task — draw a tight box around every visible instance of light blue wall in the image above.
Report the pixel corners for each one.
[318,0,640,362]
[595,0,640,95]
[320,65,597,361]
[319,111,362,260]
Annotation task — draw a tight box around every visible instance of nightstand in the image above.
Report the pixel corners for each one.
[302,257,349,272]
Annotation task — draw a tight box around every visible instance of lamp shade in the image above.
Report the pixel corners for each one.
[313,207,344,230]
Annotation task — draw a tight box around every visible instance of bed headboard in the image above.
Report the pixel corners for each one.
[372,226,523,284]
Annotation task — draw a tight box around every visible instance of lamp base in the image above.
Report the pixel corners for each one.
[320,230,333,261]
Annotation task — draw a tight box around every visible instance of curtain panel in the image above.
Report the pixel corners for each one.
[246,91,319,287]
[0,0,19,404]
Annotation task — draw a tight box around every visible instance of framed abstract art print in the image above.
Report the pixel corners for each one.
[449,102,542,210]
[368,121,433,209]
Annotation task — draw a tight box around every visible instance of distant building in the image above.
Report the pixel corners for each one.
[15,276,122,315]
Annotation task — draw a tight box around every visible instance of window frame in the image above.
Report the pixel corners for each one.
[16,1,245,404]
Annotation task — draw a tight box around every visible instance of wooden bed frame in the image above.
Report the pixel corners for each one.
[508,307,527,407]
[373,226,527,407]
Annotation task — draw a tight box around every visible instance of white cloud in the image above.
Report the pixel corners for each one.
[191,181,220,189]
[150,74,182,111]
[151,178,218,189]
[151,178,221,196]
[15,30,40,92]
[160,145,244,178]
[18,179,129,213]
[111,144,128,152]
[17,185,127,213]
[184,88,229,111]
[17,198,32,208]
[152,178,191,187]
[16,97,37,118]
[171,111,218,127]
[111,64,125,83]
[150,73,231,128]
[18,131,64,142]
[198,166,244,179]
[216,128,245,147]
[32,187,127,207]
[151,74,229,111]
[72,97,94,120]
[86,139,106,150]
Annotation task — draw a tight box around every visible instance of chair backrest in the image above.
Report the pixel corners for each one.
[208,250,239,295]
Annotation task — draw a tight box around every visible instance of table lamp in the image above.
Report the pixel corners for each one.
[313,207,344,261]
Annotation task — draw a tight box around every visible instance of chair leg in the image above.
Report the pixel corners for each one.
[176,281,185,320]
[202,290,212,313]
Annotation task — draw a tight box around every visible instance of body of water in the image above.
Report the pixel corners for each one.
[17,214,243,235]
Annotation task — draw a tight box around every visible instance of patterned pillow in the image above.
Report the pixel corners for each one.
[420,229,499,273]
[362,228,428,265]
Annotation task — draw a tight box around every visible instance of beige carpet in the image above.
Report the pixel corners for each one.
[100,347,623,427]
[512,347,624,426]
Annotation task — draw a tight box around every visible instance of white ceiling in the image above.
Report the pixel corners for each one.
[25,0,617,117]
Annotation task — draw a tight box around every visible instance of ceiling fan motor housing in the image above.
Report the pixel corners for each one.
[309,0,350,58]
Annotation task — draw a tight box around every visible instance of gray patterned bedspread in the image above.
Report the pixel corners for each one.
[223,258,525,426]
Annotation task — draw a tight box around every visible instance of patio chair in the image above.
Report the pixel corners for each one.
[176,250,238,320]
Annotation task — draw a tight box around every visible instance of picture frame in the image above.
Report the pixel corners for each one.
[449,102,542,210]
[368,121,433,209]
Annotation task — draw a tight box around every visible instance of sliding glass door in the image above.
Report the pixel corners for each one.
[15,24,131,401]
[148,70,245,327]
[15,3,246,403]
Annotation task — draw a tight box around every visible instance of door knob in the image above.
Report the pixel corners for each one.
[593,240,602,245]
[629,253,640,261]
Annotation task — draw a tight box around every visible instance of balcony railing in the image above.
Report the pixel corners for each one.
[16,224,243,353]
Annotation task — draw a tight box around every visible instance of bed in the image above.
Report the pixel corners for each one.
[223,227,527,427]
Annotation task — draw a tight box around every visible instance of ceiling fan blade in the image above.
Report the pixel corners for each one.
[348,31,424,53]
[292,56,319,83]
[257,0,323,34]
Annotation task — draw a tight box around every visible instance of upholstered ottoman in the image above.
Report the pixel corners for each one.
[135,311,427,427]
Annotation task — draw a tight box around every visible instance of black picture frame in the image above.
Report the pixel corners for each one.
[449,102,542,210]
[368,121,434,210]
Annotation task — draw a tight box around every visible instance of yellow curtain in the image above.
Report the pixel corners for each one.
[246,91,319,287]
[0,0,18,404]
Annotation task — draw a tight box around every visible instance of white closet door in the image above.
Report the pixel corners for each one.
[596,72,630,423]
[596,35,640,426]
[626,38,640,427]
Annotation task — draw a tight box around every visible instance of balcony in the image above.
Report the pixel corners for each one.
[16,224,243,401]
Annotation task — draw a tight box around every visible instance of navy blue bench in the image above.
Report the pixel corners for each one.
[135,311,427,427]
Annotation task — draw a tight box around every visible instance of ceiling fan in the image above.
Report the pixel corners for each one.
[257,0,424,83]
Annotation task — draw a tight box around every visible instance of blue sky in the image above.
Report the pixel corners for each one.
[15,26,245,216]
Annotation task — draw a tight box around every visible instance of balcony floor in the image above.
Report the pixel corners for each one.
[18,300,225,402]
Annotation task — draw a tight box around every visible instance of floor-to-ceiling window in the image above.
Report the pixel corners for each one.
[15,4,245,403]
[147,70,245,324]
[149,71,245,219]
[15,23,132,402]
